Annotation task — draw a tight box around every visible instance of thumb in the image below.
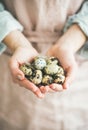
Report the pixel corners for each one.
[9,58,25,80]
[63,63,78,89]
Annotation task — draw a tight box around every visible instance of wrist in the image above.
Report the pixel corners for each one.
[57,24,87,53]
[3,30,32,53]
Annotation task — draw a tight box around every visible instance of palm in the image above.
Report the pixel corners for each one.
[47,45,78,89]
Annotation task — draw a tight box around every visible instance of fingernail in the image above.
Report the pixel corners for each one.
[35,90,44,98]
[39,93,44,98]
[17,75,23,80]
[64,83,69,89]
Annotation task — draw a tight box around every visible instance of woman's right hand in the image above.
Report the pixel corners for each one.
[3,30,45,98]
[9,45,45,98]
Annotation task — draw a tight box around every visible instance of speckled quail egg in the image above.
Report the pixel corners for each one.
[54,74,65,84]
[29,70,42,85]
[57,66,65,75]
[44,64,59,75]
[42,75,53,85]
[20,64,32,76]
[46,57,59,65]
[33,56,46,70]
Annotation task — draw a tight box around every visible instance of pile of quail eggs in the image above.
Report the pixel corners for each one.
[20,56,65,86]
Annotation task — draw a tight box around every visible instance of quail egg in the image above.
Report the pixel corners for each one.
[44,64,59,75]
[29,70,42,85]
[54,74,65,84]
[33,56,46,70]
[20,64,32,76]
[57,66,65,75]
[42,75,53,85]
[46,57,59,65]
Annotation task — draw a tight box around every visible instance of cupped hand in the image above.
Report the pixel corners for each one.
[45,43,78,91]
[9,45,45,98]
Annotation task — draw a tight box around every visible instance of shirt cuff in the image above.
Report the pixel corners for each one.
[0,42,7,55]
[63,1,88,59]
[64,1,88,37]
[0,6,23,55]
[0,11,23,42]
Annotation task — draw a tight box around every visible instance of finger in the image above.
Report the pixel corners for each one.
[40,86,50,93]
[9,59,24,80]
[49,83,63,92]
[16,78,44,98]
[63,63,78,89]
[48,88,57,93]
[40,85,59,93]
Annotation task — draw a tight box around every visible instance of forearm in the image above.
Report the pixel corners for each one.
[57,24,87,53]
[3,30,33,53]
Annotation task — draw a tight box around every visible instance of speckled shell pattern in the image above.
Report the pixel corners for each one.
[20,56,65,86]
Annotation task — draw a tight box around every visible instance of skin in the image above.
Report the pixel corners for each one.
[3,24,86,98]
[46,24,86,90]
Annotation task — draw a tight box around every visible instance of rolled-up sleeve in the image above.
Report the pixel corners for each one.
[64,0,88,37]
[64,0,88,59]
[0,3,23,55]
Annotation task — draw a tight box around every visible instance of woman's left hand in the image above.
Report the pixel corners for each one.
[47,44,78,90]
